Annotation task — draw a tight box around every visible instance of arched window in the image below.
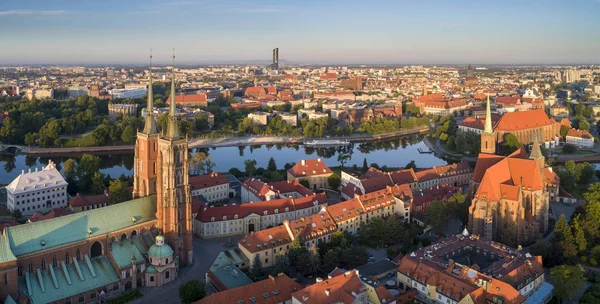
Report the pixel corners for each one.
[41,258,46,271]
[65,252,70,264]
[165,258,169,264]
[17,264,22,277]
[28,261,33,273]
[150,276,154,282]
[53,255,58,268]
[121,233,127,241]
[132,230,137,237]
[166,271,170,279]
[76,249,81,261]
[91,241,102,258]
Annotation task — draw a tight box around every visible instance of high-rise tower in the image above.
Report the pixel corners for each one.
[480,95,496,154]
[155,51,194,265]
[272,48,279,70]
[133,51,159,198]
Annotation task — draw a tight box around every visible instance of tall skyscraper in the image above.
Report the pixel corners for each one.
[272,48,279,70]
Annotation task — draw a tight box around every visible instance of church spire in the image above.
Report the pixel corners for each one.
[166,49,180,139]
[484,95,493,134]
[530,135,543,160]
[142,49,158,134]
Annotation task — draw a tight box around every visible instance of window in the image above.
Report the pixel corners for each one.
[78,294,85,303]
[66,252,71,264]
[53,255,58,268]
[41,258,46,271]
[90,292,96,299]
[166,258,169,264]
[166,271,170,279]
[150,276,154,282]
[76,249,81,261]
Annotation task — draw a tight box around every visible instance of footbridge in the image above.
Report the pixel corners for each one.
[0,143,30,153]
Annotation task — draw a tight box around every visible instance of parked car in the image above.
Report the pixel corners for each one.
[368,255,376,262]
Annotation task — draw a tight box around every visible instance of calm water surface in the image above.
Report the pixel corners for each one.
[0,136,447,184]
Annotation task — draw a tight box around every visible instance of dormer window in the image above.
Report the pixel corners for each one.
[211,217,215,222]
[234,214,239,219]
[264,210,268,215]
[275,209,279,214]
[223,216,227,220]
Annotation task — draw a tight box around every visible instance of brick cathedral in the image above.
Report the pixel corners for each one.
[0,53,193,304]
[468,98,559,246]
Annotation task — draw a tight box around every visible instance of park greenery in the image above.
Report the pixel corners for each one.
[62,153,132,200]
[532,183,600,269]
[178,280,205,304]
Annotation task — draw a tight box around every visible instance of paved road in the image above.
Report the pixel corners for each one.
[130,235,244,304]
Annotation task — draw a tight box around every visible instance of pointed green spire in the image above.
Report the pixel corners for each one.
[484,95,493,134]
[142,49,158,134]
[166,49,180,139]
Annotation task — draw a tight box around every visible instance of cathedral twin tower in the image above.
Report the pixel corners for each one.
[133,52,194,265]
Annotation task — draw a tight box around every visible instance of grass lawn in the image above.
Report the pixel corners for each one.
[62,134,97,147]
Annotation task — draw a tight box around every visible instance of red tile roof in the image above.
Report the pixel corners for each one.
[167,93,207,106]
[196,193,327,223]
[239,225,292,253]
[68,193,109,208]
[292,270,364,304]
[197,274,302,304]
[494,109,558,132]
[288,210,337,241]
[28,208,69,223]
[288,159,333,178]
[189,173,228,190]
[566,128,593,139]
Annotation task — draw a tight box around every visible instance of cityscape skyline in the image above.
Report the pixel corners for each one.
[1,0,600,65]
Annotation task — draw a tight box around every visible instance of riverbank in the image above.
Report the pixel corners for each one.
[24,127,429,156]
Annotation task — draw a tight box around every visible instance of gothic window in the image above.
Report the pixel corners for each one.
[28,261,33,274]
[41,258,46,270]
[53,255,58,268]
[76,249,81,261]
[66,252,71,264]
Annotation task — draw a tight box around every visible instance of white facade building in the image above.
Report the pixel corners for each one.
[109,87,147,99]
[6,161,68,216]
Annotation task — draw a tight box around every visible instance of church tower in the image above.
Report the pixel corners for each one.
[133,51,159,198]
[155,52,194,266]
[529,136,545,171]
[480,95,496,154]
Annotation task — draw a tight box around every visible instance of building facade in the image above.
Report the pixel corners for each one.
[6,161,68,216]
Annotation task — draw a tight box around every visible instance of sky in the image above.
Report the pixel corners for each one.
[0,0,599,65]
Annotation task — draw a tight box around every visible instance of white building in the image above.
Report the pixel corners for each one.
[109,87,147,99]
[189,173,230,204]
[6,161,68,216]
[566,128,594,149]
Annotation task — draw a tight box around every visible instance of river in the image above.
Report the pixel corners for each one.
[0,136,448,185]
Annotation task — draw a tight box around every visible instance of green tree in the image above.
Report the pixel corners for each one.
[322,248,342,273]
[337,153,351,169]
[572,215,587,253]
[121,125,136,143]
[188,152,207,175]
[362,158,368,172]
[273,255,291,276]
[63,158,76,181]
[328,173,341,189]
[91,172,106,194]
[550,264,586,304]
[251,254,265,281]
[583,184,600,239]
[560,125,570,138]
[108,179,131,205]
[555,214,577,258]
[244,159,257,176]
[501,133,522,155]
[427,200,449,234]
[267,157,277,172]
[178,280,205,304]
[76,154,101,190]
[405,160,417,170]
[447,192,468,224]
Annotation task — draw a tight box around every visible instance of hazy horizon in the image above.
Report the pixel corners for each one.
[1,0,599,65]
